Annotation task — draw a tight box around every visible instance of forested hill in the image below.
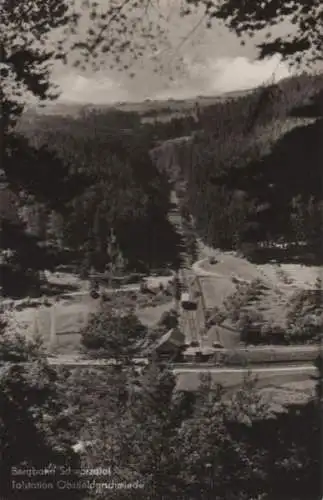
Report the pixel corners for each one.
[8,71,323,298]
[13,111,184,282]
[148,72,323,263]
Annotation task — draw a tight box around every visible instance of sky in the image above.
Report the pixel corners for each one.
[56,54,292,103]
[51,1,298,104]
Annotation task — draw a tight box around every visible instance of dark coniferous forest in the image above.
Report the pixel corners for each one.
[1,0,323,497]
[14,72,323,295]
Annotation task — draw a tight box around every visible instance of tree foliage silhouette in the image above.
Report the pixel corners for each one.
[1,0,90,296]
[184,0,323,67]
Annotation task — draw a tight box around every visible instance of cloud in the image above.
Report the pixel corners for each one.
[56,73,130,104]
[55,55,293,104]
[154,54,293,100]
[207,55,292,92]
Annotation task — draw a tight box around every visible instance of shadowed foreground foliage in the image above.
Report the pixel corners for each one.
[0,311,321,500]
[60,362,320,500]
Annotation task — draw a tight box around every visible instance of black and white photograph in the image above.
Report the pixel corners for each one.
[1,0,322,498]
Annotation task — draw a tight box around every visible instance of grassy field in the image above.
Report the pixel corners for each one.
[4,285,174,355]
[5,294,98,353]
[5,251,320,354]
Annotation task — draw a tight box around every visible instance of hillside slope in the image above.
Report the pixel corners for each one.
[149,74,323,262]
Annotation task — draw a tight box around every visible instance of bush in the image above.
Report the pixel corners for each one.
[286,286,323,344]
[223,282,251,322]
[158,309,179,330]
[260,322,287,345]
[206,306,226,327]
[90,290,100,299]
[239,310,265,345]
[81,308,148,361]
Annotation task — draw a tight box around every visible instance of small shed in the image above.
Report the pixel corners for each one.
[154,328,185,359]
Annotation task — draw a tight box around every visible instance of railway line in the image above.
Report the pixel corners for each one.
[165,189,320,392]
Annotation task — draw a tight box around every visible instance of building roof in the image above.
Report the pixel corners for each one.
[206,322,240,349]
[155,328,185,351]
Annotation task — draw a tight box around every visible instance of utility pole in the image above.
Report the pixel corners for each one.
[173,270,181,313]
[107,228,117,289]
[49,300,56,352]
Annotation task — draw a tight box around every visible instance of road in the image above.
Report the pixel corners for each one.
[174,364,316,390]
[43,356,316,391]
[0,349,315,392]
[46,356,316,374]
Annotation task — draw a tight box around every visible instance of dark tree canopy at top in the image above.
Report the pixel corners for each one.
[1,0,76,128]
[60,0,323,73]
[2,0,322,130]
[186,0,323,66]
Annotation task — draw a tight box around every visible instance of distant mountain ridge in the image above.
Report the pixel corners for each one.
[24,86,257,118]
[22,72,323,127]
